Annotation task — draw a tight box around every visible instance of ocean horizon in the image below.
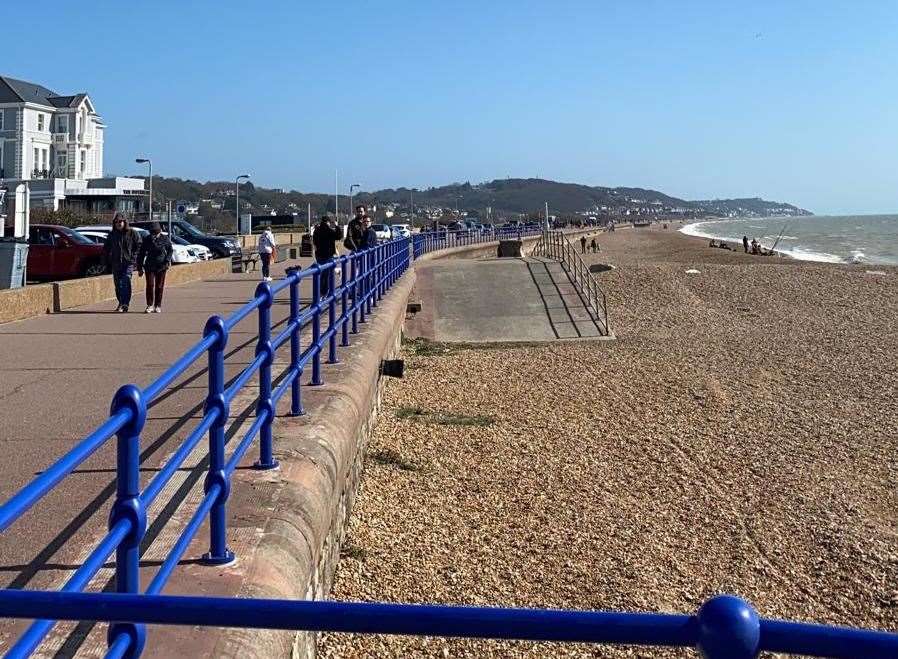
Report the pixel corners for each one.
[680,214,898,266]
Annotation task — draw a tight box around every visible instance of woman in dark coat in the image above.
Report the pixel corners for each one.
[137,222,173,313]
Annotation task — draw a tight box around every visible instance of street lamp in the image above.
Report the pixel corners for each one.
[349,184,360,223]
[136,158,152,220]
[235,174,250,236]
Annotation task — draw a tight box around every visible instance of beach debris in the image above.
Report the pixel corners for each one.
[865,270,887,276]
[685,268,701,275]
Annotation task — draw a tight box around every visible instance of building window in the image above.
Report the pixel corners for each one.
[37,114,45,131]
[34,147,39,172]
[80,150,86,174]
[57,153,67,173]
[57,115,67,133]
[0,111,4,130]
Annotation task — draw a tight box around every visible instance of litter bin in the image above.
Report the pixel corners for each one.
[0,237,28,289]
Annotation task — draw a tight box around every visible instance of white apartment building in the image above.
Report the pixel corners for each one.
[0,75,104,181]
[0,75,147,216]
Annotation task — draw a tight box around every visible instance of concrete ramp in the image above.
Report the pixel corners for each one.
[409,257,606,343]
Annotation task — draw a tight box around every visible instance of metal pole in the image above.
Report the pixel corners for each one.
[167,200,172,236]
[107,383,148,655]
[254,282,278,469]
[201,316,234,564]
[148,161,153,222]
[310,269,323,385]
[286,268,303,416]
[334,170,338,223]
[235,179,240,237]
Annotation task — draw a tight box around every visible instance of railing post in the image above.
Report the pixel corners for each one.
[254,282,279,469]
[352,253,362,330]
[696,595,760,659]
[358,251,367,325]
[340,255,350,346]
[365,250,374,315]
[107,384,148,657]
[310,268,323,385]
[201,315,236,563]
[286,267,304,415]
[327,264,338,364]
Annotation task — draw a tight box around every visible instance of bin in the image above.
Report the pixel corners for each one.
[0,238,28,289]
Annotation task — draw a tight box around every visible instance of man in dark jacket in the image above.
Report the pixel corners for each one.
[312,215,340,297]
[137,222,173,313]
[103,213,141,312]
[344,205,366,251]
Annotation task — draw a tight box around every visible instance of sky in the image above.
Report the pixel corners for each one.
[6,0,898,214]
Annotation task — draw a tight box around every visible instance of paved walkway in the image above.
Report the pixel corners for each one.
[408,257,605,342]
[0,256,316,654]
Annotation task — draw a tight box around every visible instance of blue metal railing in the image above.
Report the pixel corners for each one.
[0,228,895,658]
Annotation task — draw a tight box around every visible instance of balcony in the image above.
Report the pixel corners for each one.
[52,133,67,145]
[31,169,53,180]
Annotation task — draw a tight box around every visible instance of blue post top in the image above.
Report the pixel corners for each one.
[109,384,146,438]
[203,315,228,352]
[696,595,760,659]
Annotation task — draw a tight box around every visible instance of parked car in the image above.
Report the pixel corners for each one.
[391,223,411,238]
[130,219,240,258]
[75,225,200,264]
[371,224,392,242]
[170,234,212,261]
[26,225,106,280]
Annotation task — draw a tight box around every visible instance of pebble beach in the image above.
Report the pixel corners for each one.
[320,225,898,658]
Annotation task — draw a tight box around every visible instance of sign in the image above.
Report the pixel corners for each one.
[239,213,252,235]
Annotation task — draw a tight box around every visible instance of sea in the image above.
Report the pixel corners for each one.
[680,215,898,266]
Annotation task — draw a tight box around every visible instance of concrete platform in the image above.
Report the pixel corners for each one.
[408,257,607,343]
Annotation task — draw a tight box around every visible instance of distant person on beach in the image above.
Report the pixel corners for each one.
[312,215,340,297]
[344,205,366,251]
[580,235,587,253]
[590,238,598,253]
[103,212,141,312]
[751,238,760,255]
[742,236,749,253]
[258,226,278,282]
[136,222,173,313]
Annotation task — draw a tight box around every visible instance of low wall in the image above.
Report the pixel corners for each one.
[0,259,232,323]
[0,283,55,325]
[239,231,306,251]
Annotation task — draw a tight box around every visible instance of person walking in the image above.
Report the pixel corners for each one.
[103,212,141,312]
[137,222,173,313]
[590,237,598,253]
[258,226,278,281]
[312,215,340,297]
[742,235,749,253]
[344,205,367,251]
[360,215,377,249]
[580,235,587,253]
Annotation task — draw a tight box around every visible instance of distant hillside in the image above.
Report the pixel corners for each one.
[146,175,810,220]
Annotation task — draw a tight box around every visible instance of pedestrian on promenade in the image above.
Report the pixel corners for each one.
[103,212,141,312]
[590,238,598,253]
[344,205,366,251]
[258,226,278,282]
[137,222,173,313]
[742,235,749,253]
[360,216,377,249]
[580,235,587,253]
[312,215,340,298]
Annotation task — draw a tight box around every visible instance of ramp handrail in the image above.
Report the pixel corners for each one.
[533,230,610,335]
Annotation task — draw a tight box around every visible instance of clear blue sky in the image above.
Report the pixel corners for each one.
[6,1,898,214]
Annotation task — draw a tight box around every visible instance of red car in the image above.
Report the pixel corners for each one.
[27,224,107,281]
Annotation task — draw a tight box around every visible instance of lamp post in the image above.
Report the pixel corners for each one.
[349,184,360,223]
[235,174,250,236]
[135,158,151,220]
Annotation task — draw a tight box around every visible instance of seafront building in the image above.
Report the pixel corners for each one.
[0,75,146,217]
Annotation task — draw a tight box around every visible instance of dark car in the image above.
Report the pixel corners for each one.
[131,219,240,258]
[27,225,106,280]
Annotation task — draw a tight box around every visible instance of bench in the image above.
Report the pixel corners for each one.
[232,251,260,273]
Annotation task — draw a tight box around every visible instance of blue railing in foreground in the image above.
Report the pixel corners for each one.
[1,590,897,659]
[1,228,894,658]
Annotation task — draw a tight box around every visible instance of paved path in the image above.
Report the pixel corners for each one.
[409,257,605,342]
[0,256,317,654]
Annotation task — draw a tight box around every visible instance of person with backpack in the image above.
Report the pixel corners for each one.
[258,227,278,281]
[136,222,173,313]
[312,215,340,297]
[103,213,141,312]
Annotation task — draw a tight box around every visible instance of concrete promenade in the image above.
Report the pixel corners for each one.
[0,256,315,654]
